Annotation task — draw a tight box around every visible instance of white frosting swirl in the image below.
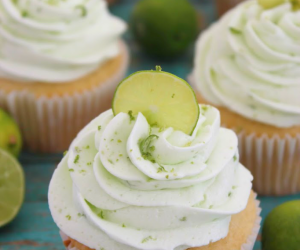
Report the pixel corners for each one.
[49,105,253,250]
[0,0,126,83]
[192,0,300,128]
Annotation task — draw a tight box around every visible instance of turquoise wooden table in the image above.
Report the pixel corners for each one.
[0,1,299,249]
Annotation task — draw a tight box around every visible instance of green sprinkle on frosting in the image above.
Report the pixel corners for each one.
[74,155,80,164]
[128,110,135,122]
[140,135,159,163]
[157,165,167,173]
[180,216,187,221]
[141,236,156,243]
[75,5,87,17]
[229,27,242,34]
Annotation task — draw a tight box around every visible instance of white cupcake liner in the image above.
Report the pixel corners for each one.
[59,193,261,250]
[241,193,261,250]
[236,131,300,196]
[0,41,129,153]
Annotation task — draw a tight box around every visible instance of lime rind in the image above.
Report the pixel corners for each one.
[0,149,25,227]
[112,70,199,135]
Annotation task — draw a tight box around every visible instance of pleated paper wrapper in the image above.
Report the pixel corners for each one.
[237,131,300,195]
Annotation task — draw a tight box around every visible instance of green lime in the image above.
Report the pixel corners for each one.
[0,149,25,227]
[112,66,199,135]
[262,200,300,250]
[0,109,22,157]
[130,0,199,58]
[258,0,287,9]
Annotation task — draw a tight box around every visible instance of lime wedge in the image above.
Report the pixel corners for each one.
[112,67,199,135]
[0,149,25,227]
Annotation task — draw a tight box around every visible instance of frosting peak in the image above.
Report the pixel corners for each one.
[49,105,253,250]
[193,0,300,128]
[0,0,126,83]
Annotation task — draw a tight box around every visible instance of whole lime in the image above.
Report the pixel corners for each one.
[262,200,300,250]
[0,109,22,157]
[130,0,199,58]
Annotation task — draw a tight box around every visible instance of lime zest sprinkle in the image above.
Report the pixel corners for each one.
[74,155,80,164]
[66,215,71,220]
[118,139,122,143]
[63,150,68,156]
[78,213,85,217]
[228,192,232,197]
[87,162,92,166]
[141,236,156,243]
[180,217,187,221]
[155,65,162,71]
[122,223,126,228]
[140,135,159,163]
[157,165,167,173]
[98,126,102,131]
[21,11,29,17]
[233,155,237,162]
[165,175,169,179]
[229,27,242,34]
[69,169,74,172]
[128,110,135,122]
[75,5,87,17]
[99,210,104,219]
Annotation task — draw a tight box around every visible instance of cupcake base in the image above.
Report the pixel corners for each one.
[60,191,261,250]
[0,40,129,153]
[194,91,300,196]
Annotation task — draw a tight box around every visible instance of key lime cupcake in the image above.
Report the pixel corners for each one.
[49,68,261,250]
[0,0,129,153]
[190,0,300,195]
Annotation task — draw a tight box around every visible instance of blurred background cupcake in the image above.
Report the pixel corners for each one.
[190,0,300,196]
[215,0,246,16]
[0,0,129,153]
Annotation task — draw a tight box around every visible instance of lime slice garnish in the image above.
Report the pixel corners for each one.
[0,149,25,227]
[112,66,199,135]
[258,0,286,9]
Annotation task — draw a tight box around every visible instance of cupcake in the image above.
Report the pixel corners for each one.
[0,0,129,153]
[49,68,261,250]
[190,0,300,195]
[215,0,246,17]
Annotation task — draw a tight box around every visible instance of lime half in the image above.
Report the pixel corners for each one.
[0,149,25,227]
[112,67,199,135]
